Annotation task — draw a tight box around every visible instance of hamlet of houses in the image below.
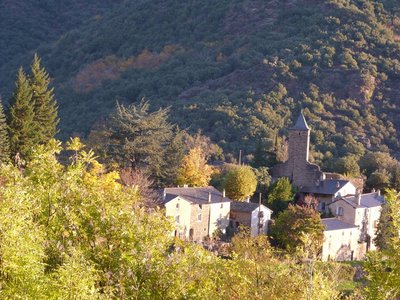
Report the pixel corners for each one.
[161,112,384,261]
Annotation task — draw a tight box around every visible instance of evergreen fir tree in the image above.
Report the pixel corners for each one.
[30,54,59,143]
[8,68,36,161]
[0,98,10,163]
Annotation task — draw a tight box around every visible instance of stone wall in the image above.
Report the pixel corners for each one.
[272,126,323,188]
[189,203,211,242]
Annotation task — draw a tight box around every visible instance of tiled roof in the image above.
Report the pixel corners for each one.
[301,179,351,195]
[322,218,358,231]
[340,192,384,208]
[163,186,230,205]
[230,201,272,213]
[292,111,310,130]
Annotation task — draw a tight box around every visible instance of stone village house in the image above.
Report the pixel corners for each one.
[272,112,384,261]
[162,186,272,241]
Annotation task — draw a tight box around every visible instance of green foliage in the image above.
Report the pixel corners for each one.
[254,166,271,197]
[0,139,359,298]
[270,205,324,258]
[222,165,257,201]
[374,201,397,251]
[364,189,400,299]
[0,99,10,163]
[30,54,59,143]
[1,0,400,168]
[106,99,173,184]
[7,68,35,161]
[336,155,360,177]
[267,177,294,216]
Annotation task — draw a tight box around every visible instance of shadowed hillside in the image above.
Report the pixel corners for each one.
[1,0,400,169]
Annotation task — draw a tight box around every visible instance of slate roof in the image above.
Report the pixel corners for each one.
[292,111,310,130]
[230,201,272,213]
[322,218,358,231]
[163,186,230,205]
[301,179,351,195]
[333,192,384,209]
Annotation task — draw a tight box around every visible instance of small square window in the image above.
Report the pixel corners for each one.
[176,203,179,209]
[220,203,223,209]
[197,213,202,221]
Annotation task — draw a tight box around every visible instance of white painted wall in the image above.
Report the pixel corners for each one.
[322,227,359,261]
[250,206,272,237]
[334,182,356,198]
[165,196,192,238]
[208,201,230,236]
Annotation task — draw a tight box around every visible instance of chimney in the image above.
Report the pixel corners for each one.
[208,192,211,203]
[245,197,250,203]
[163,189,166,200]
[183,184,188,188]
[222,189,226,198]
[377,189,381,197]
[372,188,376,193]
[355,190,361,206]
[336,181,340,188]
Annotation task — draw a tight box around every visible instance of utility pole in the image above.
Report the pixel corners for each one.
[238,150,242,165]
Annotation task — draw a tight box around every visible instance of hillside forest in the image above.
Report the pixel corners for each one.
[0,0,400,298]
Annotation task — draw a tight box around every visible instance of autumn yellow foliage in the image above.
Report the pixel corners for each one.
[176,147,212,187]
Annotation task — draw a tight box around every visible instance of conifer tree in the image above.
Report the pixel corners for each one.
[30,54,59,143]
[8,68,35,160]
[0,98,10,163]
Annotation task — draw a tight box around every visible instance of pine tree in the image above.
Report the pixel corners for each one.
[30,54,59,143]
[0,98,10,163]
[8,68,36,160]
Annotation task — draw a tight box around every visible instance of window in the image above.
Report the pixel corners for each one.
[198,204,202,210]
[176,203,179,209]
[258,211,264,219]
[175,215,180,224]
[337,207,344,216]
[321,202,326,211]
[220,203,223,209]
[197,213,202,222]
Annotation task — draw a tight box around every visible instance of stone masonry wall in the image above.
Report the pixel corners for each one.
[272,127,323,188]
[189,203,211,242]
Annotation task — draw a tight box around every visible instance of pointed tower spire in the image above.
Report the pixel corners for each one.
[293,110,310,130]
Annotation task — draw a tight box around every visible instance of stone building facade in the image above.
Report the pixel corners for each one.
[271,112,323,189]
[162,186,231,242]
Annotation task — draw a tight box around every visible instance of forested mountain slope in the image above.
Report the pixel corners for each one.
[1,0,400,169]
[0,0,121,91]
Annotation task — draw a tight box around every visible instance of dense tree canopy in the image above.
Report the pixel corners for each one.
[176,146,212,187]
[270,205,324,258]
[267,177,295,216]
[7,68,35,161]
[222,165,257,201]
[106,100,173,184]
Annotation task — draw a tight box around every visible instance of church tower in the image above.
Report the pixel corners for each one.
[271,111,322,188]
[288,111,310,163]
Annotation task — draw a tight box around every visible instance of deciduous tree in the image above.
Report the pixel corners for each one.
[222,165,257,201]
[267,177,294,216]
[176,146,212,187]
[270,205,324,258]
